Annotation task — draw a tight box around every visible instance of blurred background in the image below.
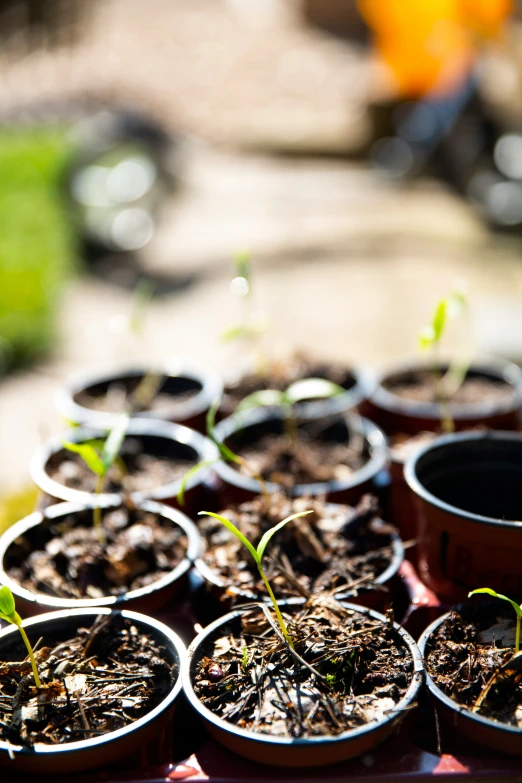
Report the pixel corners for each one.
[2,0,522,511]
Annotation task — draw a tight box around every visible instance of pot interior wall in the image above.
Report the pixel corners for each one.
[0,614,179,668]
[74,375,203,405]
[416,438,522,520]
[225,416,369,457]
[383,366,512,395]
[48,434,199,474]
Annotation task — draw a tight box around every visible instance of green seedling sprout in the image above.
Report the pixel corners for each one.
[418,279,469,433]
[0,586,40,687]
[198,509,313,648]
[177,398,269,505]
[236,377,345,440]
[62,413,130,536]
[222,250,269,371]
[126,279,165,412]
[469,588,522,653]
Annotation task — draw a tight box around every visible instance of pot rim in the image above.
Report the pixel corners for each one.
[182,600,424,749]
[0,498,202,610]
[212,409,388,497]
[369,355,522,421]
[222,364,376,419]
[55,359,223,427]
[0,607,185,758]
[404,429,522,529]
[30,418,218,505]
[195,499,404,599]
[418,605,522,737]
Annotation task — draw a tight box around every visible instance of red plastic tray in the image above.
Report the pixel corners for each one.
[4,562,522,782]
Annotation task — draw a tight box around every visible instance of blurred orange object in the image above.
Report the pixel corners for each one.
[358,0,512,98]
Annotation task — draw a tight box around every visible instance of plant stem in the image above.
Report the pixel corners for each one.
[17,623,41,687]
[283,404,298,442]
[516,616,520,654]
[257,564,294,649]
[93,474,105,542]
[433,345,454,434]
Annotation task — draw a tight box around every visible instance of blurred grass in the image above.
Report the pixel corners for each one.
[0,486,38,534]
[0,126,77,371]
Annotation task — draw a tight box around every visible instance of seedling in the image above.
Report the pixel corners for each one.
[236,376,345,440]
[222,250,268,370]
[62,413,130,536]
[177,398,269,505]
[127,279,165,411]
[418,280,469,433]
[469,588,522,653]
[198,509,313,649]
[0,586,40,687]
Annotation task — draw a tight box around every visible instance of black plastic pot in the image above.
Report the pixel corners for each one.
[364,356,522,436]
[55,361,223,433]
[0,608,185,773]
[220,364,375,421]
[419,603,522,756]
[405,430,522,602]
[183,601,423,767]
[0,499,201,616]
[212,408,388,506]
[365,356,522,550]
[195,500,404,617]
[30,418,218,514]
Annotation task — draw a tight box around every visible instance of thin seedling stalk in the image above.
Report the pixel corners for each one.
[93,474,105,541]
[257,566,294,649]
[18,624,41,688]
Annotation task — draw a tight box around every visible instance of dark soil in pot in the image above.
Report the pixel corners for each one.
[198,493,400,603]
[47,435,195,496]
[225,417,369,488]
[75,375,200,416]
[4,505,188,600]
[383,370,514,407]
[0,612,176,748]
[223,354,358,413]
[424,602,522,728]
[192,599,414,739]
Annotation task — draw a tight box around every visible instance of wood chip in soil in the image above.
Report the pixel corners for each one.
[48,436,195,495]
[6,505,188,600]
[193,599,413,738]
[224,354,356,412]
[425,604,522,727]
[230,419,368,487]
[0,613,176,747]
[200,493,398,602]
[383,372,514,406]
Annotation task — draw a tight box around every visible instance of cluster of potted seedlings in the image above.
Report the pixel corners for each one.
[1,276,522,774]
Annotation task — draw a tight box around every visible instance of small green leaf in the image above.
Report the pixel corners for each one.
[236,389,284,413]
[432,299,447,343]
[418,325,435,350]
[234,249,251,284]
[199,511,259,563]
[221,324,247,342]
[206,399,243,465]
[177,460,215,506]
[256,510,313,562]
[206,398,220,441]
[468,588,522,618]
[0,585,15,618]
[61,441,106,477]
[101,413,130,471]
[284,378,345,405]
